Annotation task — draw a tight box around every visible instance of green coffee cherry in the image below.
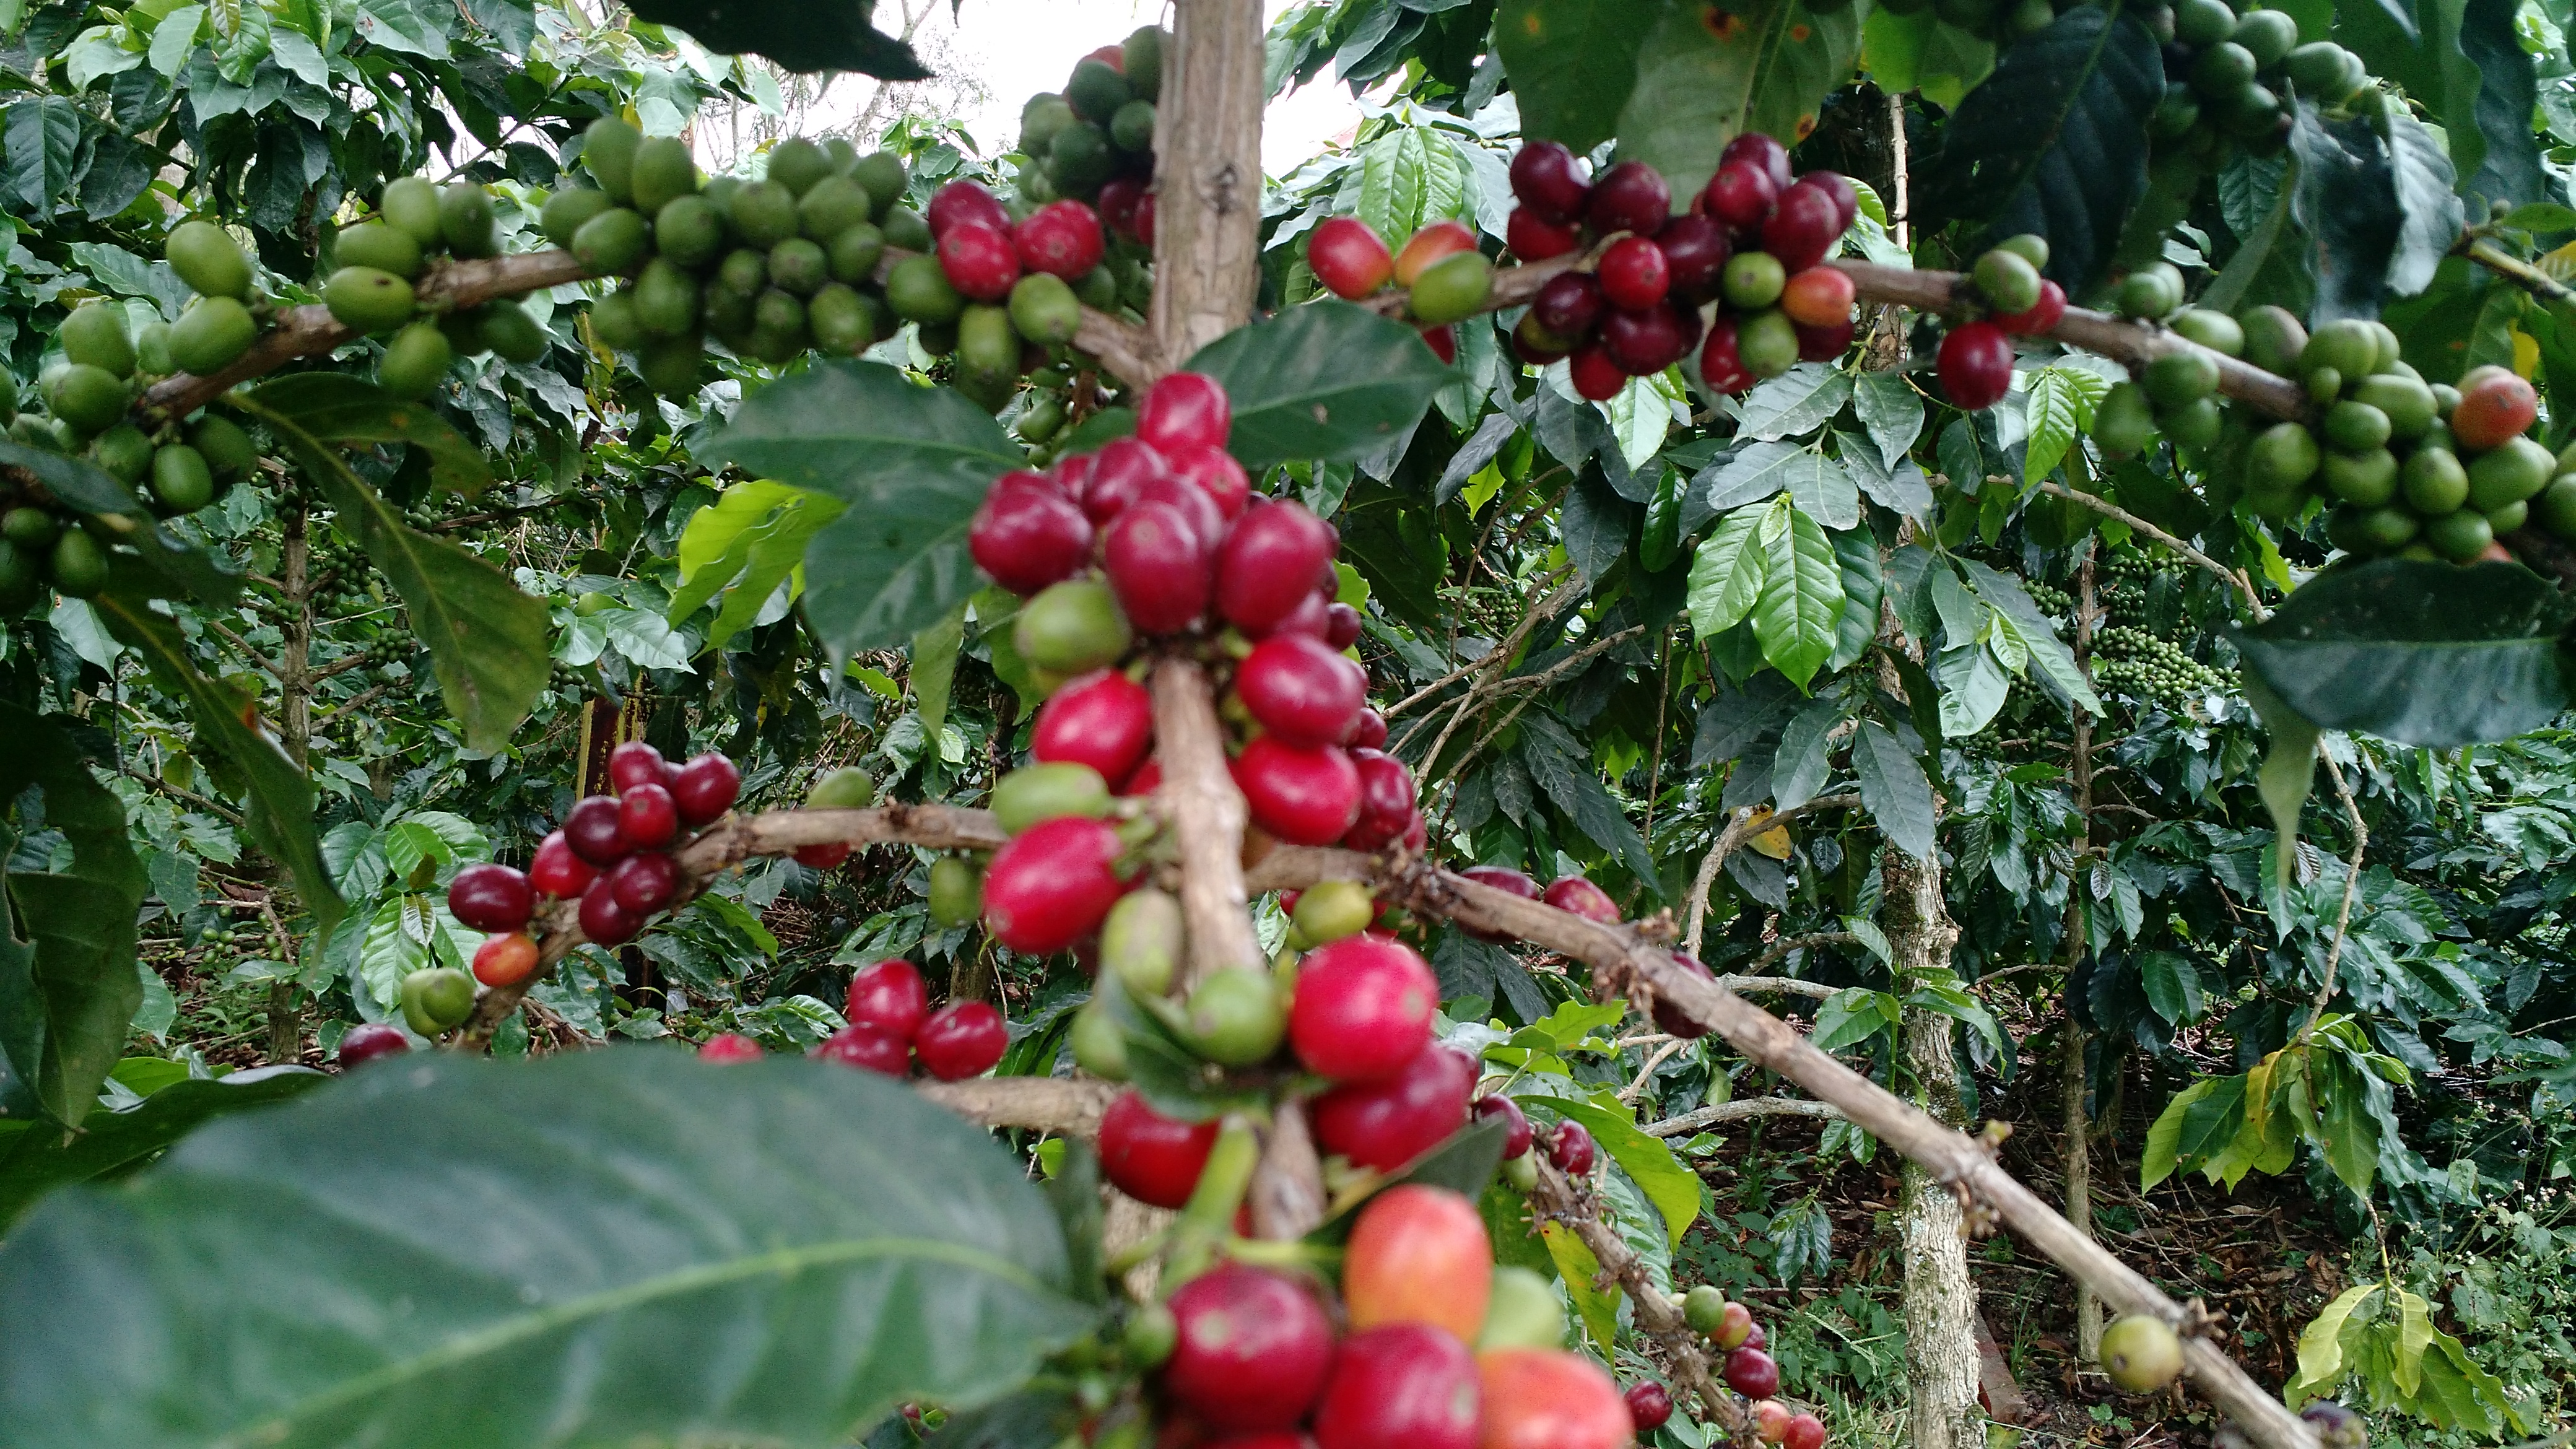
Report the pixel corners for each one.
[2468,437,2555,512]
[438,185,498,259]
[541,185,615,248]
[2248,420,2322,489]
[798,175,874,240]
[1974,249,2043,314]
[765,137,833,198]
[402,965,476,1036]
[150,443,214,513]
[1291,879,1376,946]
[1183,967,1286,1066]
[589,289,645,352]
[767,238,830,297]
[477,301,550,364]
[582,116,644,202]
[928,856,983,927]
[379,321,454,401]
[634,257,703,337]
[2401,446,2468,515]
[336,220,423,279]
[655,195,726,268]
[1103,887,1185,996]
[806,765,877,809]
[62,303,137,378]
[92,422,154,484]
[1070,998,1129,1081]
[2144,349,2220,407]
[629,136,698,214]
[2169,309,2243,357]
[2092,381,2159,454]
[2424,507,2494,562]
[324,266,417,334]
[2321,448,2397,507]
[808,284,879,354]
[166,219,255,300]
[45,363,129,435]
[189,415,256,475]
[2322,401,2391,453]
[1015,578,1132,674]
[850,152,909,217]
[2161,396,2222,448]
[993,761,1113,835]
[572,207,650,274]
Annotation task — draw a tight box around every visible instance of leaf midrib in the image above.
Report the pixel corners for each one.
[211,1235,1059,1449]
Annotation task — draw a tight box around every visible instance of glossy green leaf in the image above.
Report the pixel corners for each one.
[1860,6,1995,108]
[2285,1282,2382,1404]
[1853,370,1926,472]
[2022,365,2107,484]
[912,601,966,742]
[0,1052,1096,1449]
[3,96,82,214]
[1614,0,1864,201]
[1560,467,1635,586]
[1357,123,1469,246]
[1492,0,1640,153]
[1185,302,1454,472]
[1517,714,1660,890]
[1537,1218,1621,1354]
[1770,695,1842,811]
[2385,111,2463,297]
[1753,503,1843,690]
[0,1065,324,1227]
[2288,102,2409,325]
[243,373,492,497]
[1851,720,1934,859]
[668,481,846,648]
[1686,499,1770,639]
[1736,364,1855,444]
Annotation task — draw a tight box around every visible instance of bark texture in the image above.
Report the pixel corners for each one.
[1887,847,1984,1449]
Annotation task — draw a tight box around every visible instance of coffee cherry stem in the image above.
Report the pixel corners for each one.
[1167,1115,1264,1279]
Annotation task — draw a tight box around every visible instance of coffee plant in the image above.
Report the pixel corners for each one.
[4,0,2576,1447]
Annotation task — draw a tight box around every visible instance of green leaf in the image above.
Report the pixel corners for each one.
[912,602,966,743]
[0,705,146,1133]
[1560,467,1636,586]
[1185,302,1453,472]
[89,593,342,937]
[1851,721,1934,859]
[0,1052,1096,1448]
[1913,6,2166,290]
[2141,1076,2219,1189]
[2136,951,2201,1025]
[2385,111,2463,298]
[1734,364,1856,444]
[1770,696,1842,811]
[1752,503,1844,690]
[2234,559,2574,747]
[1517,715,1660,890]
[2245,667,2321,890]
[240,394,549,755]
[1492,0,1642,154]
[700,363,1019,663]
[1810,988,1899,1052]
[2310,1051,2385,1198]
[2286,100,2416,324]
[1686,500,1770,638]
[2285,1282,2382,1404]
[2,97,82,214]
[2408,1323,2512,1436]
[620,0,929,78]
[1957,559,2104,714]
[1614,0,1865,202]
[243,374,492,497]
[1538,1218,1621,1355]
[1853,370,1925,472]
[0,1065,324,1227]
[2022,366,2108,484]
[1860,7,1995,108]
[1357,124,1468,247]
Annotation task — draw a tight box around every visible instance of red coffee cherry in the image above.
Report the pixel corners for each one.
[1118,758,1162,796]
[671,752,742,825]
[937,222,1020,302]
[1548,1120,1598,1176]
[816,1020,910,1076]
[1081,437,1171,524]
[1995,278,2067,334]
[562,795,630,866]
[927,179,1012,238]
[1166,442,1251,520]
[698,1032,764,1063]
[971,476,1094,595]
[472,931,539,988]
[1392,220,1476,287]
[1096,176,1146,239]
[1656,213,1731,301]
[578,877,641,945]
[1475,1094,1534,1158]
[608,850,680,915]
[1796,316,1856,362]
[1138,371,1232,453]
[529,829,595,899]
[1513,313,1573,366]
[608,739,668,794]
[1506,206,1582,261]
[1419,324,1456,365]
[981,816,1129,954]
[338,1021,411,1067]
[1050,452,1095,498]
[1937,321,2014,411]
[1602,303,1692,375]
[1289,934,1437,1081]
[1216,500,1336,635]
[1105,500,1214,635]
[1128,473,1228,550]
[1780,266,1856,327]
[1743,1318,1769,1352]
[1161,1263,1335,1432]
[1100,1087,1220,1208]
[1508,141,1591,222]
[1701,160,1780,232]
[1624,1381,1674,1433]
[1311,1043,1476,1171]
[1752,1399,1794,1440]
[846,959,929,1039]
[1722,131,1794,190]
[1238,633,1366,747]
[1257,588,1334,643]
[1134,193,1157,245]
[1401,812,1429,853]
[1033,669,1155,788]
[1481,1349,1630,1449]
[1762,181,1844,274]
[1310,215,1395,299]
[1724,1347,1782,1401]
[1783,1413,1827,1449]
[1342,747,1419,851]
[1702,315,1756,395]
[1531,272,1603,340]
[1597,235,1671,311]
[1541,874,1620,925]
[914,1001,1007,1079]
[794,842,852,870]
[1234,736,1362,845]
[1654,951,1715,1040]
[618,781,680,850]
[1310,1323,1481,1449]
[1458,865,1539,944]
[1585,160,1669,238]
[1325,603,1364,651]
[446,862,534,933]
[1014,200,1106,280]
[1569,344,1627,401]
[1799,170,1861,233]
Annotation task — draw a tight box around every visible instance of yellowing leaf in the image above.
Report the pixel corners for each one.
[1744,806,1795,860]
[2511,327,2539,380]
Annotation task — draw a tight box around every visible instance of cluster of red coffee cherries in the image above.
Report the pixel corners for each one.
[927,178,1118,305]
[1495,136,1863,399]
[443,742,744,972]
[697,957,1007,1079]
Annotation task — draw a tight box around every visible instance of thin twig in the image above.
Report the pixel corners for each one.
[1646,1096,1847,1137]
[1682,795,1863,957]
[2037,482,2267,622]
[2295,755,2370,1040]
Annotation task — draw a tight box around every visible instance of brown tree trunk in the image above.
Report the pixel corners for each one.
[1147,0,1265,364]
[2066,548,2104,1359]
[1886,845,1983,1449]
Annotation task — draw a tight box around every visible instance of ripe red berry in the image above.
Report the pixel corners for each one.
[1326,603,1364,651]
[1238,633,1366,747]
[1601,304,1689,375]
[1655,213,1731,300]
[698,1032,764,1063]
[927,180,1012,238]
[914,1001,1007,1079]
[1342,747,1419,851]
[1585,160,1670,238]
[562,795,630,866]
[1569,344,1626,401]
[1508,141,1592,222]
[1032,669,1154,787]
[1392,220,1477,287]
[1167,442,1251,519]
[1128,472,1228,549]
[447,862,534,933]
[1100,1088,1220,1207]
[1753,1400,1794,1441]
[1134,193,1156,245]
[1162,1264,1335,1431]
[1531,272,1603,340]
[1105,500,1214,635]
[1722,132,1794,191]
[1050,453,1094,498]
[1401,813,1428,852]
[1780,265,1856,326]
[1548,1120,1598,1176]
[1701,316,1757,395]
[1310,1324,1481,1449]
[982,815,1128,954]
[618,781,680,850]
[1783,1413,1827,1449]
[1541,874,1620,925]
[1481,1349,1630,1449]
[1216,500,1336,635]
[1598,235,1671,311]
[794,842,852,870]
[1138,372,1232,453]
[671,752,742,825]
[1937,321,2014,410]
[1458,865,1539,944]
[1995,277,2066,334]
[1654,951,1716,1040]
[338,1021,410,1067]
[1800,170,1860,232]
[472,931,540,987]
[1233,736,1361,846]
[1289,934,1437,1081]
[1762,182,1844,274]
[528,829,594,899]
[816,1020,910,1076]
[1506,206,1582,261]
[1725,1347,1782,1401]
[1701,160,1780,232]
[1310,215,1395,299]
[1419,324,1456,364]
[1096,176,1145,237]
[1475,1094,1534,1158]
[1080,437,1170,524]
[972,478,1093,594]
[608,850,680,915]
[1312,1043,1476,1171]
[1743,1318,1769,1352]
[609,739,668,794]
[938,222,1020,302]
[1624,1382,1674,1433]
[1015,199,1106,280]
[1119,758,1162,796]
[1796,316,1855,362]
[578,877,641,945]
[846,959,929,1038]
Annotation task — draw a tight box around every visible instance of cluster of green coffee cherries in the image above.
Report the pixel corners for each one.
[1014,26,1166,209]
[2091,624,2230,707]
[2143,0,2377,167]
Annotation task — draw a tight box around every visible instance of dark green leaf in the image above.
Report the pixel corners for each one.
[1492,0,1641,153]
[3,97,82,213]
[1560,467,1635,586]
[1614,0,1864,201]
[1185,302,1454,472]
[1851,720,1935,859]
[1915,6,2166,292]
[0,441,240,605]
[0,1065,324,1227]
[622,0,928,76]
[1434,411,1522,506]
[2234,559,2574,747]
[0,1052,1097,1448]
[2385,111,2461,300]
[1690,672,1799,767]
[1734,364,1855,443]
[2288,102,2407,324]
[244,373,492,497]
[1518,714,1658,890]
